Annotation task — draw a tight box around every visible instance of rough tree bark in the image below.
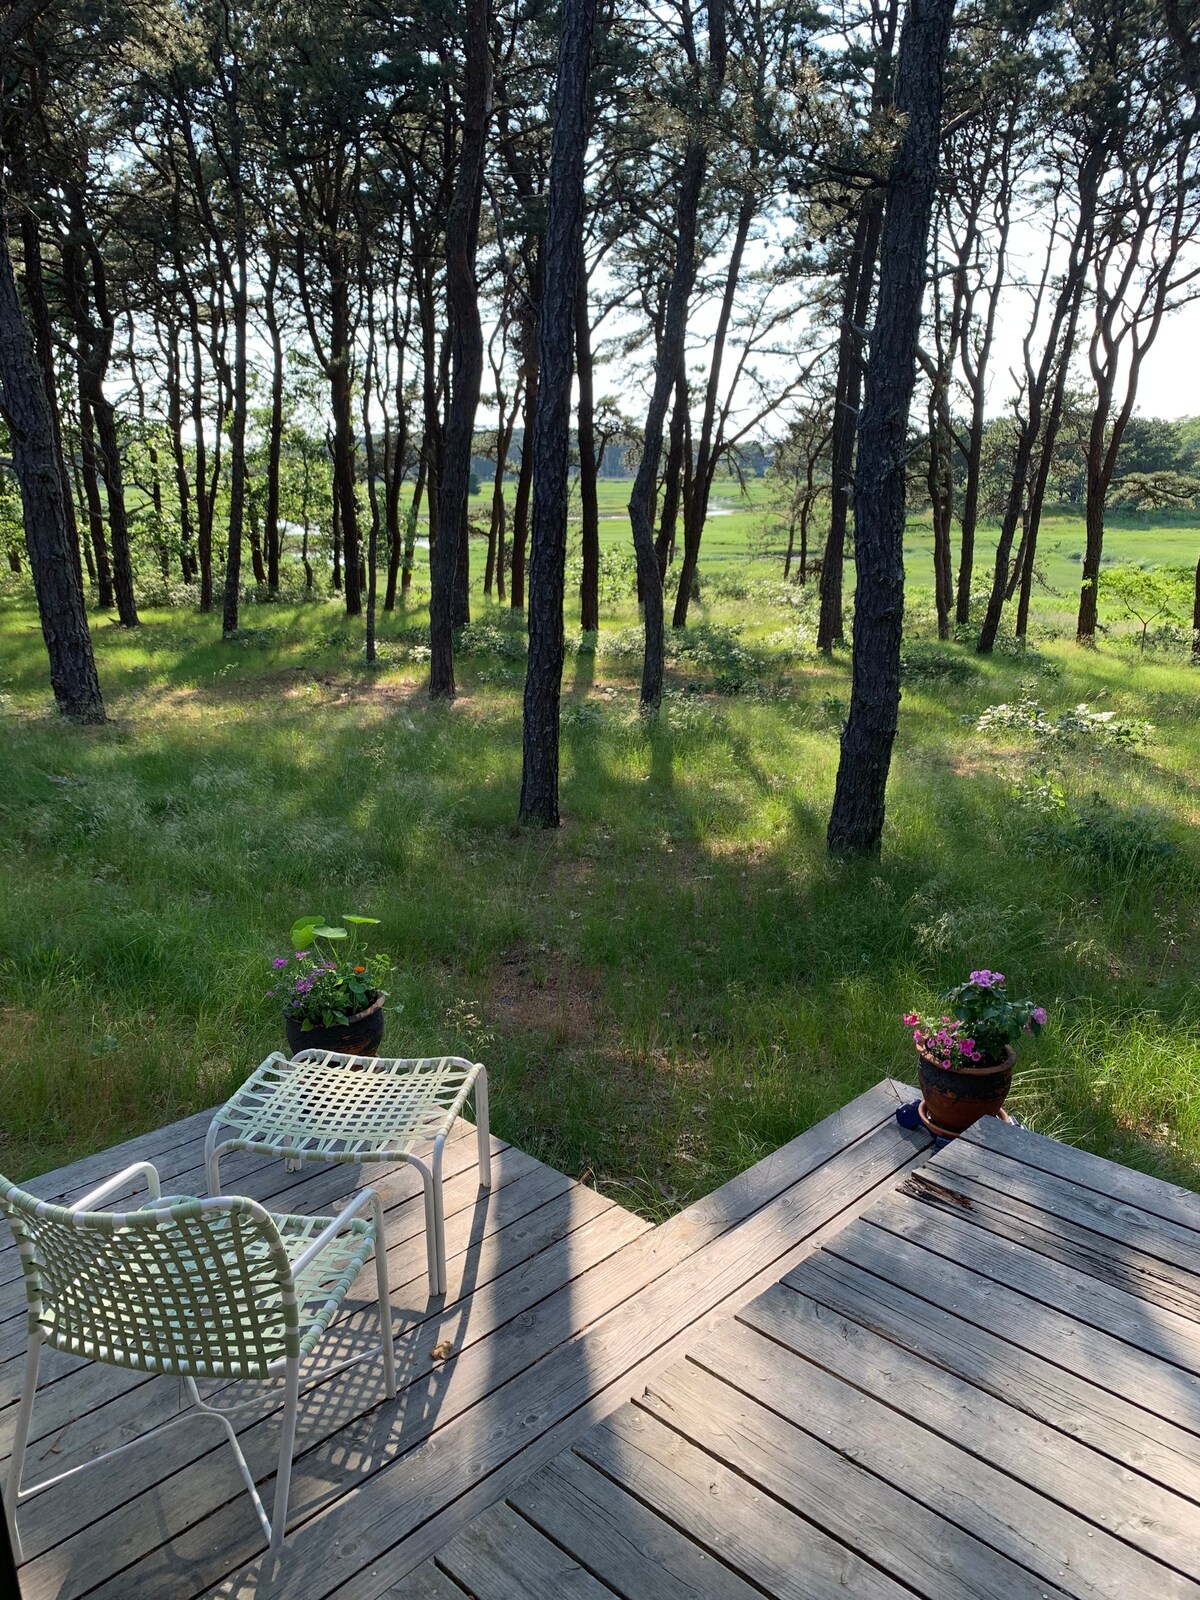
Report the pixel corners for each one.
[0,189,105,722]
[627,142,706,706]
[655,364,687,579]
[576,262,600,630]
[519,0,596,825]
[672,192,754,627]
[263,254,284,593]
[827,0,956,858]
[817,192,884,651]
[429,0,491,698]
[219,0,249,639]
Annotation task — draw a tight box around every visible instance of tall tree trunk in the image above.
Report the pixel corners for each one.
[628,142,706,706]
[672,192,754,627]
[330,450,343,593]
[429,0,490,698]
[384,413,408,611]
[509,342,538,610]
[978,165,1096,653]
[403,454,425,596]
[19,212,83,593]
[90,385,138,626]
[78,394,114,609]
[182,282,213,610]
[828,0,955,857]
[0,198,105,722]
[576,264,600,631]
[955,199,1010,625]
[362,276,383,665]
[247,497,266,585]
[927,388,954,638]
[485,393,514,597]
[264,258,284,593]
[817,193,884,651]
[63,212,138,627]
[328,267,362,617]
[520,0,595,824]
[164,331,196,581]
[221,63,250,641]
[655,364,687,580]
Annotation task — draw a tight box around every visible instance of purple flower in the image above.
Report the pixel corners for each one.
[294,950,309,960]
[272,957,288,969]
[969,969,994,988]
[1031,1006,1047,1026]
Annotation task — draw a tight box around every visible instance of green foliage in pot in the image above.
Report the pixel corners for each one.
[267,914,392,1032]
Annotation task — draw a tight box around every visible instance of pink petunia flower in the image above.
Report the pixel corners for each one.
[1031,1006,1047,1025]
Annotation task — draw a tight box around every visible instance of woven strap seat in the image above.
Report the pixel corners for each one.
[211,1052,482,1163]
[206,1050,491,1298]
[1,1161,395,1561]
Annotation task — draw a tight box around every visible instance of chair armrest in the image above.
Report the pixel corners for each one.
[73,1161,162,1212]
[289,1187,382,1279]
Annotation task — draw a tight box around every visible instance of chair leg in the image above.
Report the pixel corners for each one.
[204,1130,224,1197]
[413,1158,439,1298]
[370,1194,397,1398]
[5,1332,41,1567]
[474,1068,492,1191]
[431,1137,448,1297]
[268,1360,300,1554]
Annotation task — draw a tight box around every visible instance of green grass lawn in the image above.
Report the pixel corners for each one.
[1,498,1198,1211]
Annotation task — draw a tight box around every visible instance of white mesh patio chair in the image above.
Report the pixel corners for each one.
[205,1050,490,1296]
[0,1160,396,1563]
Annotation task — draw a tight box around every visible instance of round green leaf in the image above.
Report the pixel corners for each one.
[290,917,324,948]
[311,924,347,939]
[342,915,380,926]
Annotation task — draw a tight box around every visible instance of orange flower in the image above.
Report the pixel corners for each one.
[354,965,365,973]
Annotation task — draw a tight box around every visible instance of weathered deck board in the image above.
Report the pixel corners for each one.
[16,1181,644,1596]
[739,1281,1200,1580]
[962,1115,1200,1234]
[19,1095,1198,1600]
[395,1115,1200,1600]
[637,1357,1072,1600]
[509,1451,766,1600]
[939,1135,1200,1260]
[865,1190,1200,1386]
[791,1248,1200,1505]
[572,1406,912,1600]
[434,1501,614,1600]
[3,1079,923,1600]
[302,1086,928,1600]
[11,1170,633,1564]
[900,1154,1200,1319]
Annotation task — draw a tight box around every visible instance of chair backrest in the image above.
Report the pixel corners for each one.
[0,1179,300,1380]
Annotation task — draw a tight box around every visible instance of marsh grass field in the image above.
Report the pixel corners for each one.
[1,486,1198,1210]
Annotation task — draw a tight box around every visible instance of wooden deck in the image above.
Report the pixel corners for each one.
[2,1078,931,1598]
[407,1113,1200,1600]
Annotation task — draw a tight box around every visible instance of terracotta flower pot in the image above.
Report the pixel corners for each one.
[285,993,386,1059]
[917,1043,1015,1134]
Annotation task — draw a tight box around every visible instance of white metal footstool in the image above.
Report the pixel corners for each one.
[205,1051,490,1296]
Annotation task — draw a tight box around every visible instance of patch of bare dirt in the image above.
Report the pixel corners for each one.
[487,944,599,1045]
[948,753,997,778]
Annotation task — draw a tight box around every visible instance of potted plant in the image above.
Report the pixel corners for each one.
[904,969,1046,1135]
[268,915,393,1057]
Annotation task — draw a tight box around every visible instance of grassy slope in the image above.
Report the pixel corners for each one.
[1,495,1197,1212]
